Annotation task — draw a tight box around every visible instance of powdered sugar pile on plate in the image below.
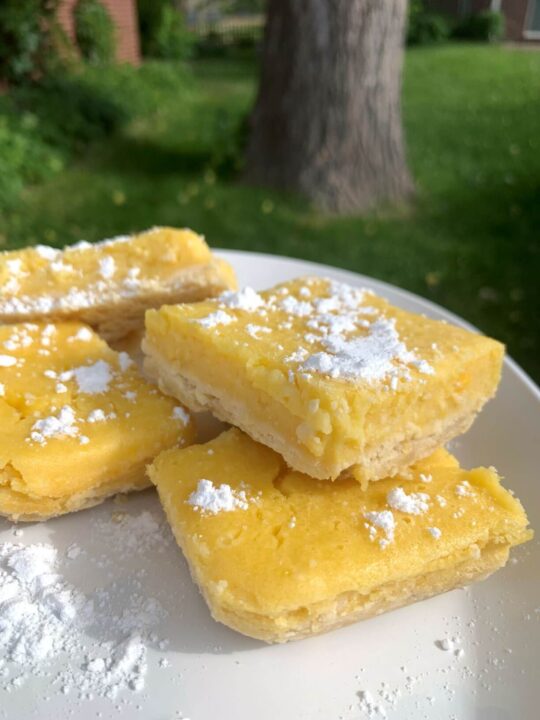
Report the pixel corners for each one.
[0,543,89,673]
[0,507,174,706]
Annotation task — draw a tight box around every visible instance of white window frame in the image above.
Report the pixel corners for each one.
[524,0,540,39]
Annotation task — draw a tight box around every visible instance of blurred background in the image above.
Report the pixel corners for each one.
[0,0,539,380]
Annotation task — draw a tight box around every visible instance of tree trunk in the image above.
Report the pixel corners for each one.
[244,0,413,214]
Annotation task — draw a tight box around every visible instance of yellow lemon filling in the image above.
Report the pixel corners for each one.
[0,321,196,521]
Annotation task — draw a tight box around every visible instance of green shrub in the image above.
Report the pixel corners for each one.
[0,110,63,209]
[452,11,504,42]
[138,1,194,60]
[74,0,116,64]
[138,0,167,57]
[194,29,262,60]
[0,61,193,209]
[195,31,228,59]
[0,70,124,209]
[407,0,450,46]
[209,110,249,178]
[152,5,195,60]
[9,62,191,154]
[80,60,193,116]
[12,71,128,151]
[0,0,61,84]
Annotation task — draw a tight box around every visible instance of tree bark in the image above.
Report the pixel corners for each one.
[244,0,413,214]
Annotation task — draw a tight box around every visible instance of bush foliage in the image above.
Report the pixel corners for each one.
[0,0,62,84]
[0,109,63,209]
[152,5,195,60]
[407,3,504,46]
[138,0,195,60]
[0,62,192,210]
[13,73,128,151]
[74,0,116,64]
[407,1,451,46]
[452,11,505,42]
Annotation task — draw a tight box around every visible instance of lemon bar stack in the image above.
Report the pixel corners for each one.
[144,276,532,642]
[0,228,237,520]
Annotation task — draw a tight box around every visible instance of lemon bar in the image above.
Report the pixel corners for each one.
[0,322,195,521]
[0,227,237,342]
[143,277,504,482]
[148,428,531,643]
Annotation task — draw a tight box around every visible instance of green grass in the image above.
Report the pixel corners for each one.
[1,44,540,381]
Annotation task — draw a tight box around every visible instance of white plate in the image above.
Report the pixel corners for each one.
[1,251,538,720]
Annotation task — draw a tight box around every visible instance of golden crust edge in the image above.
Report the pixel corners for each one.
[142,347,482,483]
[206,542,510,643]
[0,461,153,523]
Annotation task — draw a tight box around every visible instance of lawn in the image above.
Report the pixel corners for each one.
[1,44,539,382]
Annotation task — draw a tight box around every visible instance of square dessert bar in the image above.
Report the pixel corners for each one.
[144,277,504,483]
[0,322,195,521]
[0,227,236,342]
[149,428,531,643]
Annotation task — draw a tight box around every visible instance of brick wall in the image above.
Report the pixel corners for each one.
[57,0,140,64]
[502,0,531,41]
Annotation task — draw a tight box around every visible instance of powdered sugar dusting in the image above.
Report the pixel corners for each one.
[60,633,148,699]
[0,542,89,668]
[93,510,172,560]
[387,487,430,515]
[194,310,235,329]
[187,479,250,514]
[302,317,433,383]
[172,406,190,425]
[245,323,272,339]
[98,255,116,280]
[456,481,474,497]
[72,327,93,342]
[219,286,264,312]
[72,360,112,394]
[0,507,176,706]
[279,295,313,317]
[203,277,435,387]
[35,245,59,260]
[358,689,387,718]
[29,406,79,444]
[118,351,133,372]
[6,258,22,274]
[364,510,396,549]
